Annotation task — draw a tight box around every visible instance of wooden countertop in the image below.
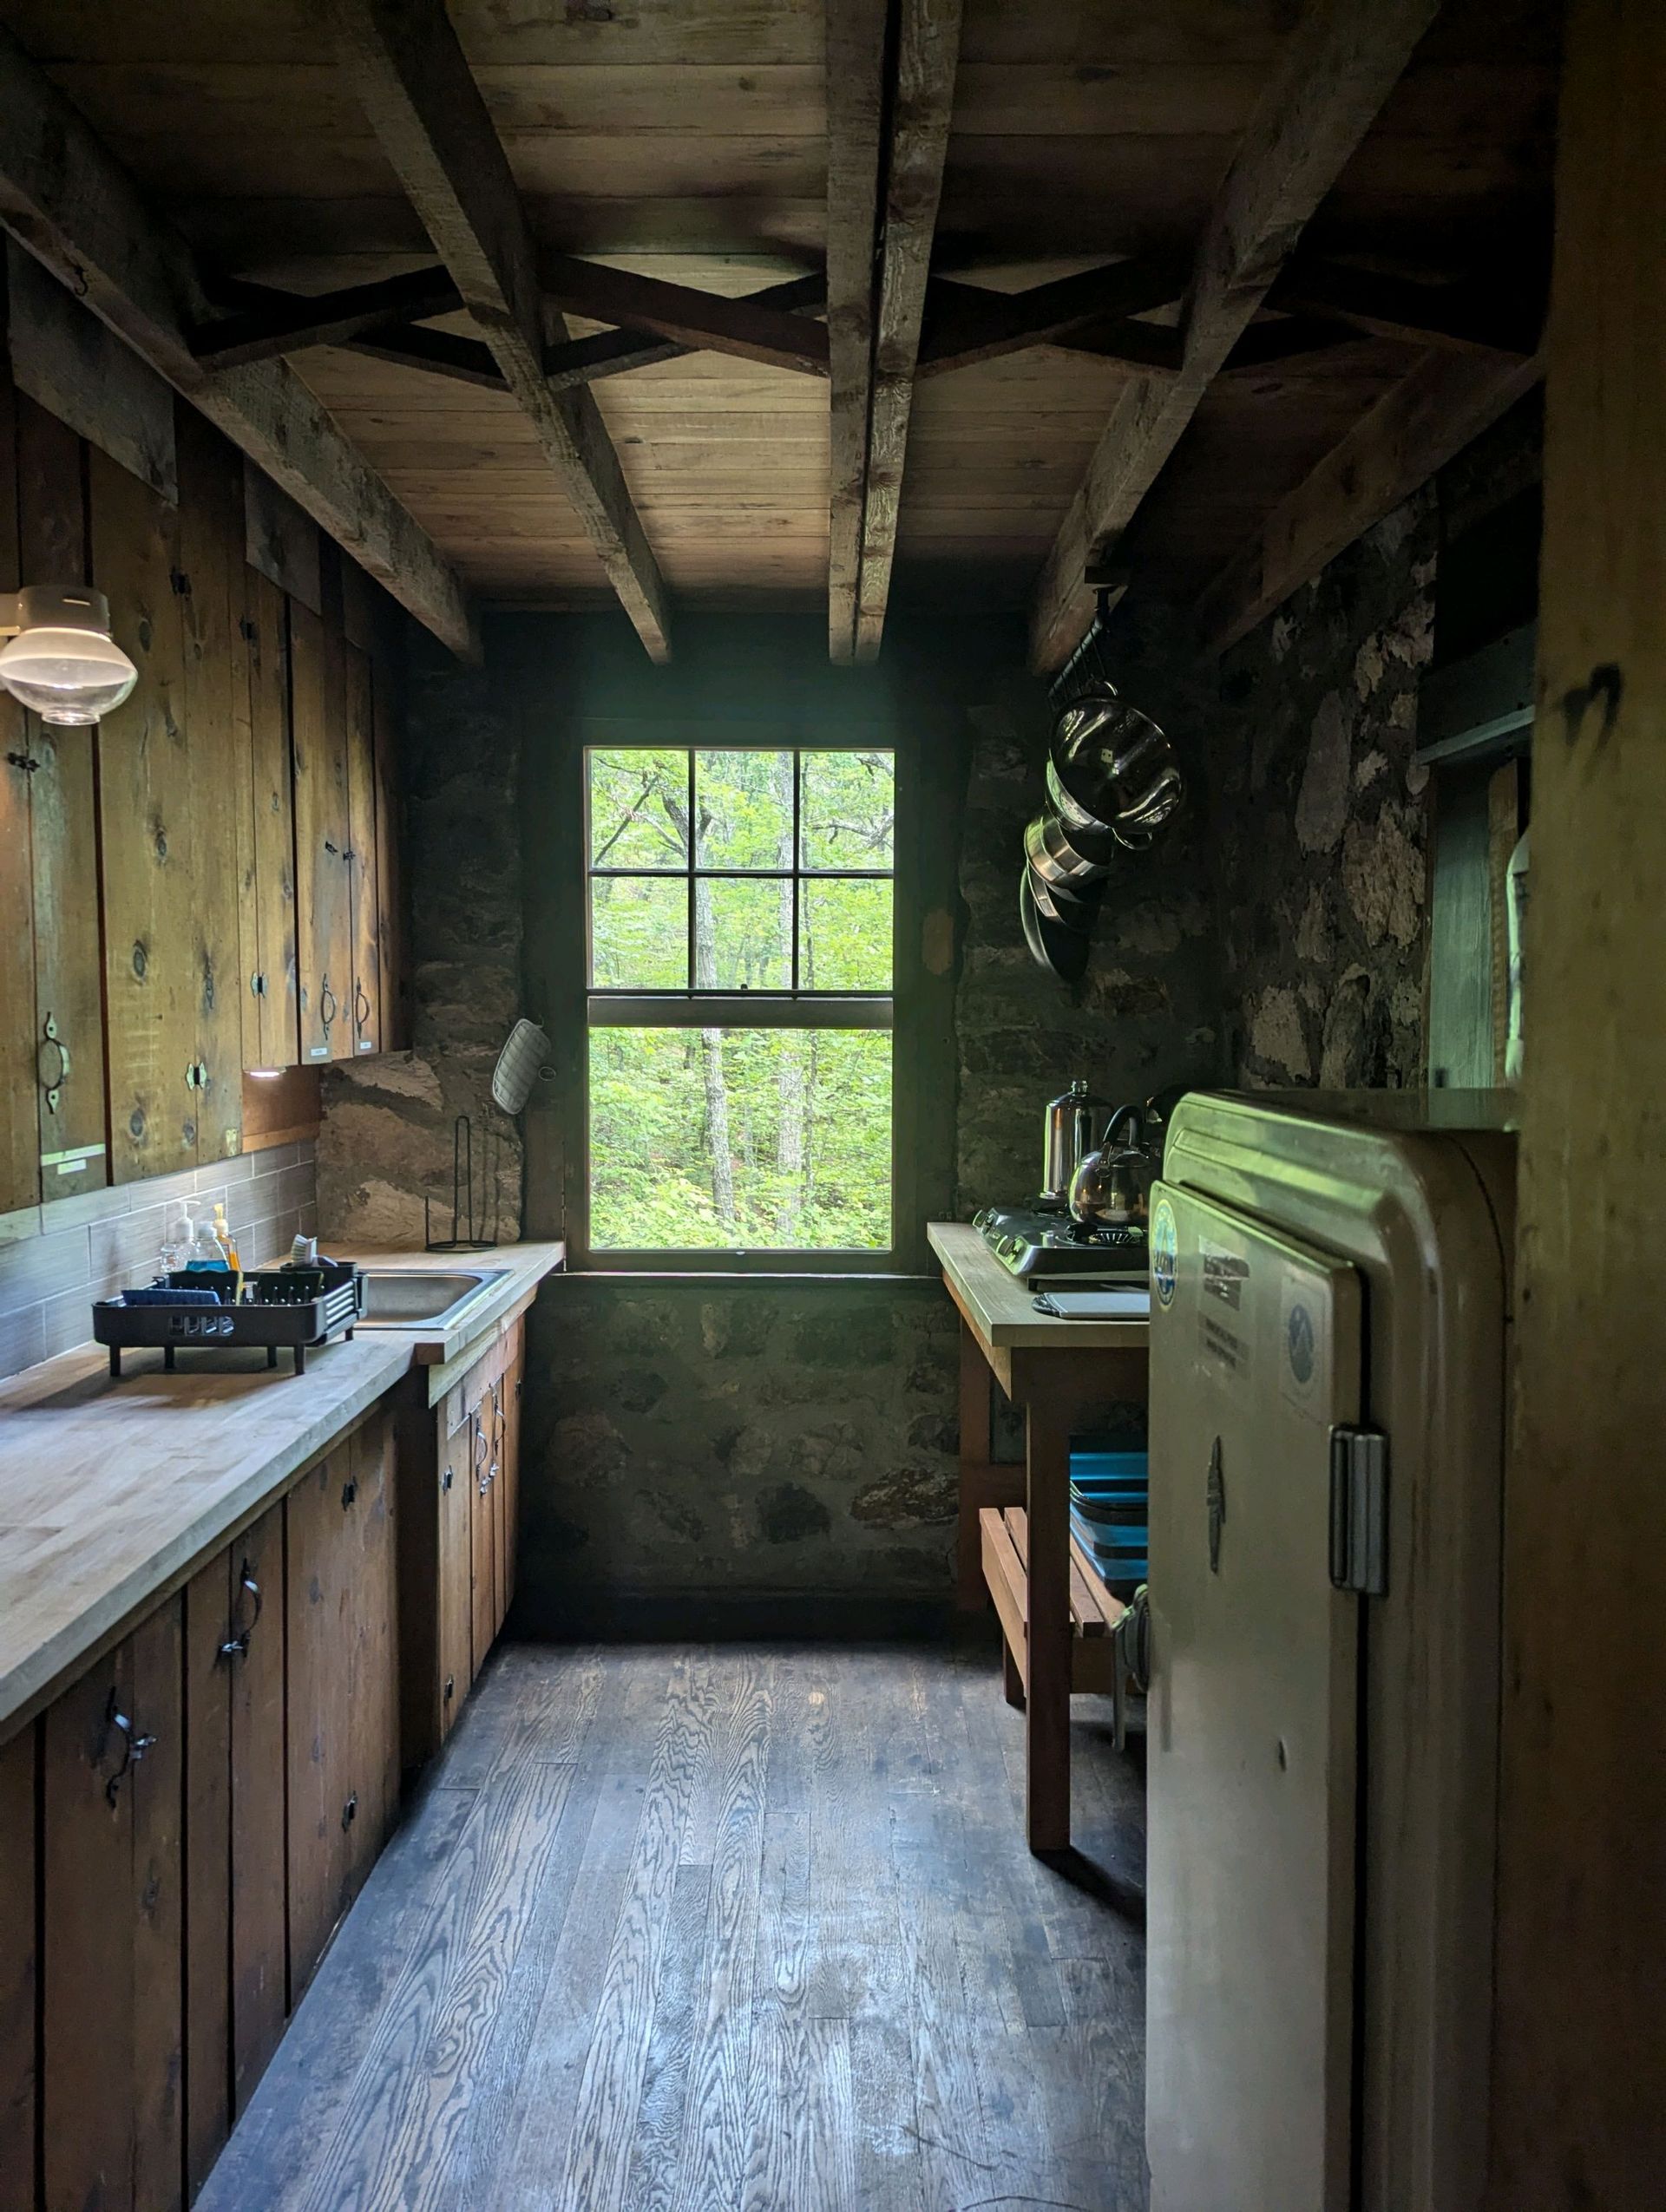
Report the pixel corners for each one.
[0,1240,563,1744]
[928,1221,1151,1351]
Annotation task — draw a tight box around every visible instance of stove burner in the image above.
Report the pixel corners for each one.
[973,1202,1149,1281]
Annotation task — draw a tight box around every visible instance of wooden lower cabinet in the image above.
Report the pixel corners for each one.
[397,1317,526,1775]
[43,1600,186,2212]
[1,1399,405,2208]
[285,1410,398,1996]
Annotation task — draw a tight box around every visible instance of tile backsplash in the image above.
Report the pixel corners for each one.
[0,1142,318,1382]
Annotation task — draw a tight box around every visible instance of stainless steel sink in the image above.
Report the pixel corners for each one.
[357,1267,509,1329]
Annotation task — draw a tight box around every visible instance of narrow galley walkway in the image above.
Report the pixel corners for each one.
[199,1641,1148,2212]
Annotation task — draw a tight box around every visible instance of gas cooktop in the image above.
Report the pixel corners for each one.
[974,1202,1149,1281]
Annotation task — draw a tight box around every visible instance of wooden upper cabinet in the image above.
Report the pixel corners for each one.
[235,571,300,1073]
[289,602,355,1068]
[371,650,410,1052]
[42,1599,185,2212]
[0,384,111,1211]
[344,641,381,1057]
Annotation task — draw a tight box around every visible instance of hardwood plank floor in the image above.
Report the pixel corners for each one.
[198,1639,1148,2212]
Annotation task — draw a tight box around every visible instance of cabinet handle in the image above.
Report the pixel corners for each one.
[354,980,371,1037]
[341,1477,357,1510]
[38,1015,69,1114]
[443,1674,455,1703]
[104,1692,157,1808]
[219,1561,263,1659]
[319,978,338,1035]
[442,1463,454,1493]
[341,1791,357,1831]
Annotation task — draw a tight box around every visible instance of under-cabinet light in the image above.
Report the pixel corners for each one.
[0,586,139,725]
[246,1069,285,1080]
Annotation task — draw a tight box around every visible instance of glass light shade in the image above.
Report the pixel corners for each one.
[0,624,138,724]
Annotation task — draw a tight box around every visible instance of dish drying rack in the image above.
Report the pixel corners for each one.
[93,1261,364,1378]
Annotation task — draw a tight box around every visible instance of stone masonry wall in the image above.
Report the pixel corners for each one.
[317,628,525,1247]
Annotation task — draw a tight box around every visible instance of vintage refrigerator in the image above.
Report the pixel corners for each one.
[1145,1090,1515,2212]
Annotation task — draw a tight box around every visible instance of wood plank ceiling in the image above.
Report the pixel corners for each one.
[0,0,1559,662]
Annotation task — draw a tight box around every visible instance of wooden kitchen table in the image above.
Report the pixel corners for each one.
[929,1222,1149,1853]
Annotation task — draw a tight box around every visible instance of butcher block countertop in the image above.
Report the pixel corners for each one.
[0,1240,563,1745]
[928,1221,1151,1351]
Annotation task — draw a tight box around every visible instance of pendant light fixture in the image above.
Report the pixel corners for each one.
[0,586,139,725]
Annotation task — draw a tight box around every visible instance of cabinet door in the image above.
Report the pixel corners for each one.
[89,448,201,1185]
[371,651,408,1050]
[344,1413,398,1888]
[182,1548,234,2196]
[0,1724,35,2212]
[289,603,353,1068]
[344,642,380,1057]
[174,409,245,1166]
[438,1399,475,1732]
[285,1441,358,1993]
[227,1503,287,2117]
[469,1404,497,1675]
[236,571,300,1073]
[0,357,37,1214]
[17,397,109,1203]
[43,1599,185,2212]
[502,1338,524,1620]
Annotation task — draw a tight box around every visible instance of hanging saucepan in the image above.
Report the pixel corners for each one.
[1050,697,1184,834]
[1026,857,1099,923]
[1023,808,1121,893]
[1020,867,1095,983]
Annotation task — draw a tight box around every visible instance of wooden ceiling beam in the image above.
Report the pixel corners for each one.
[852,0,964,661]
[347,321,507,390]
[825,0,890,664]
[538,254,828,376]
[916,256,1190,377]
[191,265,462,369]
[542,272,826,390]
[332,0,671,659]
[0,20,477,658]
[1029,0,1444,672]
[1268,255,1546,358]
[1196,346,1546,655]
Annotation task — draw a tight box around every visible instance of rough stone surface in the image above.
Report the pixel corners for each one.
[954,636,1223,1210]
[1208,494,1440,1089]
[318,632,524,1246]
[516,1277,961,1628]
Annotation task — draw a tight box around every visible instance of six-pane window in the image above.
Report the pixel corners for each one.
[586,746,895,1253]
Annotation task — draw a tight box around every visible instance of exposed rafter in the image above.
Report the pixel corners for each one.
[332,0,672,659]
[0,21,477,658]
[1268,256,1545,358]
[191,265,462,369]
[537,254,829,376]
[852,0,964,660]
[1029,0,1444,671]
[916,257,1190,377]
[824,0,890,664]
[1197,347,1545,654]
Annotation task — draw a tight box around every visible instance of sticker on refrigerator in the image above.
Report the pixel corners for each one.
[1151,1195,1178,1310]
[1279,1267,1327,1414]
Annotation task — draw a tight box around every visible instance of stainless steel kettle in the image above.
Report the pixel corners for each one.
[1068,1103,1158,1229]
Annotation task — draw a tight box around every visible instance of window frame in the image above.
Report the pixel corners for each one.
[558,721,919,1275]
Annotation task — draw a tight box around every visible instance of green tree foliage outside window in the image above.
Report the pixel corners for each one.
[587,747,895,1251]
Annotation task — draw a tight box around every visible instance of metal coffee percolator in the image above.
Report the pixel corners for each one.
[1042,1078,1106,1205]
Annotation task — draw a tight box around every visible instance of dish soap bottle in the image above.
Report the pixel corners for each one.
[212,1202,244,1302]
[185,1214,232,1279]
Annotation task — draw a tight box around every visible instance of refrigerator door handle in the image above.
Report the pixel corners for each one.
[1329,1425,1389,1596]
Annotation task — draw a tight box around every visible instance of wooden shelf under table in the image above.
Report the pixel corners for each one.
[980,1504,1126,1697]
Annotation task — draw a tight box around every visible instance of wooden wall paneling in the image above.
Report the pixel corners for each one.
[370,641,408,1051]
[242,461,322,619]
[344,641,381,1056]
[228,1501,287,2117]
[285,1444,357,1997]
[287,602,352,1067]
[182,1546,233,2200]
[43,1599,185,2212]
[16,395,110,1203]
[1492,4,1666,2202]
[174,407,246,1164]
[0,335,36,1214]
[88,447,197,1184]
[242,572,300,1070]
[0,1722,36,2212]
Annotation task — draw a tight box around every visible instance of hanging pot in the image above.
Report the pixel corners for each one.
[1050,696,1182,833]
[1023,808,1120,891]
[1021,867,1095,982]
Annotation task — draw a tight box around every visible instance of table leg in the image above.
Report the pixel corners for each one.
[957,1319,997,1609]
[1025,1393,1072,1852]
